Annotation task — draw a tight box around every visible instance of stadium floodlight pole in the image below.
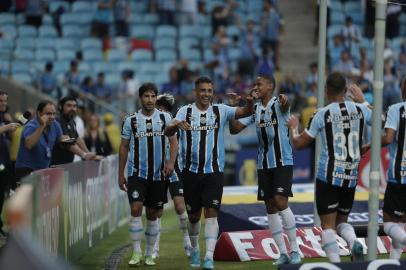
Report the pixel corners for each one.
[367,0,387,260]
[314,0,327,227]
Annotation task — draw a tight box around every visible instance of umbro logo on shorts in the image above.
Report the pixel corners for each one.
[186,204,192,211]
[277,187,284,193]
[328,203,339,209]
[132,190,139,199]
[394,210,404,216]
[212,200,219,206]
[179,188,184,194]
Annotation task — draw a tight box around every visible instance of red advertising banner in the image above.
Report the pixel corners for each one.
[214,228,403,262]
[358,148,389,191]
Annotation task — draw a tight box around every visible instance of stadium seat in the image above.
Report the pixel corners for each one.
[156,25,177,38]
[137,73,155,84]
[130,1,148,13]
[0,60,10,75]
[246,0,262,13]
[330,1,343,12]
[130,25,155,40]
[11,61,30,73]
[105,73,121,86]
[62,25,85,38]
[179,37,199,50]
[189,61,203,71]
[118,62,137,73]
[39,25,58,38]
[179,25,201,38]
[155,49,177,62]
[92,61,114,74]
[143,13,159,25]
[108,49,128,62]
[18,25,37,37]
[0,13,16,25]
[78,12,94,25]
[55,38,76,50]
[203,49,214,61]
[228,48,241,61]
[72,1,96,12]
[78,61,91,73]
[35,38,55,50]
[32,61,46,71]
[391,37,404,51]
[327,25,343,39]
[49,1,70,13]
[57,49,76,61]
[15,37,34,50]
[0,39,14,51]
[0,25,17,39]
[36,49,56,61]
[42,15,54,25]
[153,73,169,85]
[197,14,210,26]
[140,62,160,75]
[360,38,373,50]
[226,25,240,38]
[83,49,104,62]
[180,49,201,61]
[202,25,212,39]
[344,1,361,13]
[14,49,35,61]
[12,72,32,84]
[131,49,153,62]
[330,11,345,25]
[61,13,82,25]
[53,60,70,75]
[154,37,176,50]
[81,38,103,51]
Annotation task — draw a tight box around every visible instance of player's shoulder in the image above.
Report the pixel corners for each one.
[388,101,406,112]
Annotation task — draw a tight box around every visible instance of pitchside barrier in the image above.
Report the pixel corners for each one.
[20,155,129,261]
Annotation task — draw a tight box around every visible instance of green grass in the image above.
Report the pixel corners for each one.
[73,209,397,270]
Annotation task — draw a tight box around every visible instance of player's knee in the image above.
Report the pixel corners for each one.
[174,204,185,215]
[272,197,288,211]
[145,208,161,220]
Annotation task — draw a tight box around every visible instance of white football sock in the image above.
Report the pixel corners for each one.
[321,229,340,263]
[384,222,406,245]
[268,213,288,254]
[280,207,299,252]
[129,216,143,253]
[152,218,161,255]
[189,220,200,251]
[204,217,219,260]
[336,222,357,249]
[145,219,159,256]
[178,212,192,249]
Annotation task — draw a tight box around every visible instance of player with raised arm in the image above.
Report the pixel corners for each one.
[165,76,254,269]
[287,72,371,262]
[228,74,301,265]
[118,83,178,267]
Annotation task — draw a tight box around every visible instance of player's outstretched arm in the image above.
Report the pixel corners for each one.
[235,93,255,119]
[163,135,178,178]
[229,120,247,134]
[287,115,314,149]
[118,138,130,192]
[381,128,396,147]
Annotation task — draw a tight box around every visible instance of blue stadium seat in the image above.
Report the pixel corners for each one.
[346,12,364,26]
[57,49,76,61]
[137,73,155,84]
[143,13,159,25]
[0,13,16,25]
[130,1,148,13]
[78,61,91,72]
[330,11,345,25]
[118,62,137,73]
[128,12,143,24]
[42,15,54,25]
[61,13,82,25]
[179,37,199,50]
[344,1,361,13]
[105,73,121,86]
[0,39,14,50]
[130,25,155,40]
[226,25,240,37]
[180,49,201,61]
[202,25,212,39]
[330,1,343,12]
[140,62,160,75]
[36,49,56,61]
[153,73,169,85]
[131,49,153,62]
[11,61,30,73]
[197,14,210,26]
[179,25,201,38]
[35,38,55,50]
[188,61,203,71]
[203,49,213,61]
[39,25,58,38]
[155,49,177,62]
[49,1,70,13]
[12,72,32,84]
[156,25,177,38]
[92,61,114,74]
[246,0,262,13]
[81,38,103,50]
[108,49,128,62]
[79,12,94,24]
[62,25,85,38]
[72,1,96,12]
[154,37,176,50]
[83,49,104,62]
[391,37,404,51]
[55,38,76,50]
[32,61,46,71]
[228,48,241,61]
[18,25,37,37]
[360,38,373,50]
[327,25,343,39]
[0,25,17,39]
[0,60,10,75]
[15,37,34,50]
[53,60,70,75]
[14,49,35,61]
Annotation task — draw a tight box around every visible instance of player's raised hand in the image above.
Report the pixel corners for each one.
[348,84,365,103]
[286,115,299,130]
[226,92,241,106]
[278,94,289,106]
[175,120,192,131]
[163,161,175,179]
[118,175,128,192]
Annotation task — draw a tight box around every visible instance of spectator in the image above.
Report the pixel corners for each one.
[91,0,113,40]
[386,3,401,39]
[113,0,130,37]
[93,72,113,102]
[25,0,46,27]
[118,70,140,113]
[228,74,251,96]
[161,66,181,96]
[341,16,361,52]
[332,50,354,76]
[211,2,237,35]
[301,96,318,129]
[51,96,96,165]
[329,35,346,67]
[396,52,406,80]
[306,62,318,89]
[0,0,12,12]
[84,114,112,156]
[383,61,401,110]
[65,60,81,87]
[204,43,229,94]
[156,0,176,25]
[80,76,94,94]
[37,62,59,99]
[238,19,260,78]
[261,0,283,65]
[0,91,19,236]
[255,46,275,77]
[103,113,120,154]
[179,0,198,25]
